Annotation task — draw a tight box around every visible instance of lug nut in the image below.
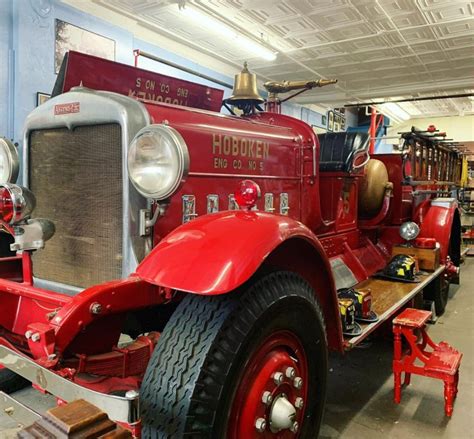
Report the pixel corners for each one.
[290,421,299,433]
[255,417,267,433]
[25,330,33,339]
[293,377,303,389]
[295,397,304,409]
[125,389,139,399]
[90,302,102,315]
[31,333,40,342]
[285,367,296,379]
[261,391,273,405]
[273,372,284,385]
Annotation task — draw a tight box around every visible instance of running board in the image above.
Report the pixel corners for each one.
[344,265,445,349]
[0,345,139,424]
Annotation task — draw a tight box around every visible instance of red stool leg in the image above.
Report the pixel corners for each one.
[454,371,459,398]
[404,372,411,386]
[394,371,402,403]
[444,378,455,417]
[393,326,402,403]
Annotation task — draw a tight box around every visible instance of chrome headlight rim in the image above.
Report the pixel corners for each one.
[0,138,20,184]
[399,221,420,241]
[0,183,36,225]
[127,124,190,200]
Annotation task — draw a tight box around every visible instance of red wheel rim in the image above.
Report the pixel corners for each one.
[227,330,308,438]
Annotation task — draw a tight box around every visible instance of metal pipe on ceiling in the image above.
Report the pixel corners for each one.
[133,49,234,90]
[345,93,474,107]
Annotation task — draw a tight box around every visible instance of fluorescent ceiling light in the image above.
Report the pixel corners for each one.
[380,102,410,121]
[180,6,277,61]
[398,101,422,116]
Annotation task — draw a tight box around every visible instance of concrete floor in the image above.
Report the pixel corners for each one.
[0,259,472,438]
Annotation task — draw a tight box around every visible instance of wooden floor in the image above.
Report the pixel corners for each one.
[344,266,445,349]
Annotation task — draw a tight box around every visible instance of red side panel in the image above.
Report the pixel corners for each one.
[59,51,224,112]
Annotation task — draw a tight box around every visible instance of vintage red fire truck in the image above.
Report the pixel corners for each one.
[0,52,461,438]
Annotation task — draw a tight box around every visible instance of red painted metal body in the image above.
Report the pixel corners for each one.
[0,54,462,434]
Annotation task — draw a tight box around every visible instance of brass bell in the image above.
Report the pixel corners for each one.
[228,62,264,104]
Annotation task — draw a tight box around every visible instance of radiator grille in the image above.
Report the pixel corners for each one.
[29,124,123,288]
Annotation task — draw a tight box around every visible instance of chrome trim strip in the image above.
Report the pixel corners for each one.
[0,345,139,424]
[189,171,300,180]
[0,390,41,426]
[22,87,151,283]
[33,277,83,296]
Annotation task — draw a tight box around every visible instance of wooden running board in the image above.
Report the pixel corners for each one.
[343,265,445,350]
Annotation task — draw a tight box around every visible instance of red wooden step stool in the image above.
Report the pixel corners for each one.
[392,308,462,417]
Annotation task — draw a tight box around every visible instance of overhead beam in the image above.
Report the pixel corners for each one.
[344,93,474,107]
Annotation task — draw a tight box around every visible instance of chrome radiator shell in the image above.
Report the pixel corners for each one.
[22,87,150,293]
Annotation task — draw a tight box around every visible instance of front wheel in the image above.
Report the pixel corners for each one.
[141,272,328,438]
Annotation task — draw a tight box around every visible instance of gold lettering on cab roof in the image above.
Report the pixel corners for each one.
[213,134,270,159]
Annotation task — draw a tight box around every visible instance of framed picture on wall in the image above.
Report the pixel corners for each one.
[55,19,116,73]
[327,110,334,132]
[321,114,327,127]
[36,92,50,106]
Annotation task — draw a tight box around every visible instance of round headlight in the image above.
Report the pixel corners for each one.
[128,125,189,200]
[0,184,36,224]
[0,138,19,184]
[399,221,420,241]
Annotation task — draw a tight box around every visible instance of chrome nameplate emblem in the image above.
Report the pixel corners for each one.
[182,195,197,223]
[280,193,289,215]
[54,102,80,115]
[207,194,219,213]
[264,193,275,212]
[228,194,238,211]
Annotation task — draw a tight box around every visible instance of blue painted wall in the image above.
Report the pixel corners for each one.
[0,0,13,138]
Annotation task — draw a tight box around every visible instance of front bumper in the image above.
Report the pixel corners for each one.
[0,344,139,425]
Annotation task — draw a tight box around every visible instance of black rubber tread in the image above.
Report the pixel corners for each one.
[424,275,449,316]
[0,369,30,394]
[140,272,327,439]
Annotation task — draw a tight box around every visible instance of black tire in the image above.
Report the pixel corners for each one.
[140,272,328,438]
[0,369,30,394]
[424,274,449,316]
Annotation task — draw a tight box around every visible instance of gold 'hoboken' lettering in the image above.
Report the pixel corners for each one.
[213,133,222,155]
[212,134,270,159]
[223,136,231,155]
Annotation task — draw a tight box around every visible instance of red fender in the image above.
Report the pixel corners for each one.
[137,211,331,293]
[136,211,342,350]
[418,199,461,264]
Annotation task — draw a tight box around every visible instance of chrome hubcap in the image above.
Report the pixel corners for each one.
[269,394,297,433]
